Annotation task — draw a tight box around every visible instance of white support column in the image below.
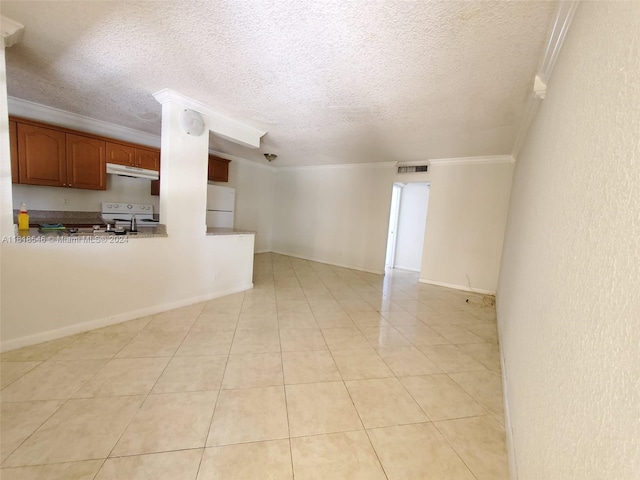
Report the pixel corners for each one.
[154,88,266,236]
[156,101,210,236]
[1,42,15,237]
[1,17,25,237]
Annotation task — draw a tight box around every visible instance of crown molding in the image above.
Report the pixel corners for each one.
[539,1,580,83]
[277,161,396,172]
[7,96,161,148]
[512,1,580,159]
[429,155,514,166]
[396,160,430,167]
[1,16,24,48]
[153,88,266,149]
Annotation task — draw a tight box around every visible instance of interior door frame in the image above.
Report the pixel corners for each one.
[385,183,404,269]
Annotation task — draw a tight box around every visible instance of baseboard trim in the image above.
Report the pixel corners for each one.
[496,296,518,480]
[500,343,519,480]
[393,265,421,273]
[269,250,384,275]
[0,283,253,353]
[418,278,496,295]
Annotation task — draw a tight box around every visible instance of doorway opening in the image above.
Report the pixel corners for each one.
[385,182,430,272]
[385,183,403,269]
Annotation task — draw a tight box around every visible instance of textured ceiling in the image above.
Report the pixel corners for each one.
[3,1,556,166]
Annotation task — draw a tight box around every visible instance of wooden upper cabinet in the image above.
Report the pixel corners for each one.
[106,142,159,171]
[12,117,159,190]
[136,147,160,170]
[9,120,19,183]
[208,155,231,182]
[66,134,106,190]
[150,179,160,196]
[17,123,66,187]
[150,154,161,196]
[106,142,135,167]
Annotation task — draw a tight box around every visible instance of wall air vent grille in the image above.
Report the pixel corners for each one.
[397,164,428,174]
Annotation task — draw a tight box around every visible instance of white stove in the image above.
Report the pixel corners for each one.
[101,203,159,228]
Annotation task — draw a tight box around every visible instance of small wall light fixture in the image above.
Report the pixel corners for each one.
[179,108,205,136]
[264,153,277,162]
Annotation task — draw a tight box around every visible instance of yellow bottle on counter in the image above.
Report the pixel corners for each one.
[18,202,29,230]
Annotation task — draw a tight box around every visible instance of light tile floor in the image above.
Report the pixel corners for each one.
[0,253,508,479]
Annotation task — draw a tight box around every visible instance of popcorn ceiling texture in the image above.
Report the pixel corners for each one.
[3,1,554,166]
[498,2,640,478]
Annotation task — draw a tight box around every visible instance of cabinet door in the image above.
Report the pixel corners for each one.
[208,156,230,182]
[150,179,160,196]
[135,147,160,170]
[9,120,19,183]
[17,123,66,186]
[149,151,161,196]
[106,142,135,166]
[66,134,106,190]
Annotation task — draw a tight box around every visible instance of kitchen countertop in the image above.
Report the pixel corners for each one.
[14,209,161,228]
[14,209,106,227]
[6,224,167,243]
[5,225,258,242]
[7,209,167,241]
[206,227,256,236]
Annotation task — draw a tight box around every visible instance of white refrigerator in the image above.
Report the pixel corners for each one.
[206,185,235,228]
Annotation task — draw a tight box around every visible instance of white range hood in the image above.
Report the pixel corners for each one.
[106,163,159,180]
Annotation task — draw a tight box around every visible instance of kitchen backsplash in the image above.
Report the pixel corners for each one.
[12,174,159,212]
[12,209,161,225]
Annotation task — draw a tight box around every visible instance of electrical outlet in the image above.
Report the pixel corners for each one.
[63,198,70,206]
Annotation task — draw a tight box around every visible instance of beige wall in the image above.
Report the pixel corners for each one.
[272,164,394,273]
[224,158,275,253]
[420,161,513,294]
[270,161,513,293]
[498,2,640,478]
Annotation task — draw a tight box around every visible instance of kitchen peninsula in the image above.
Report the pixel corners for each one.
[1,91,259,352]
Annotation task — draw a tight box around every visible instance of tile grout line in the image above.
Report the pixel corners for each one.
[300,257,389,480]
[273,255,298,480]
[2,317,160,471]
[99,306,204,474]
[194,299,242,480]
[91,303,204,477]
[195,288,247,477]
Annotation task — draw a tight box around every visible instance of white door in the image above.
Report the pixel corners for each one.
[385,184,403,269]
[393,183,430,272]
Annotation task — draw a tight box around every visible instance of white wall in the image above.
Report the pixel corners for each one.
[420,161,513,294]
[498,2,640,478]
[220,156,275,253]
[394,182,429,271]
[270,161,512,290]
[272,164,395,274]
[12,175,159,212]
[0,42,14,236]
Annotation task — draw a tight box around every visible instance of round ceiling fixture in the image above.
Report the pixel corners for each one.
[264,153,277,162]
[179,108,205,136]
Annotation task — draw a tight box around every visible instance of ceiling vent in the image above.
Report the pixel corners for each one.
[396,161,429,174]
